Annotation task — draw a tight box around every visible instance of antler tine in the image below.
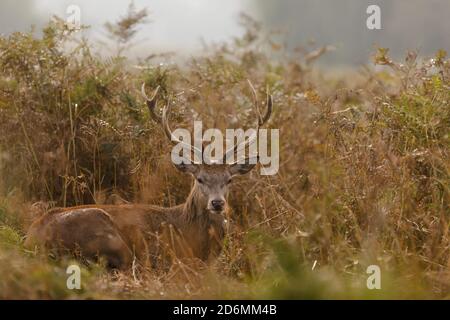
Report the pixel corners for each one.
[262,92,273,126]
[223,81,273,163]
[247,80,262,126]
[141,83,162,123]
[142,82,203,162]
[160,95,204,161]
[248,80,273,129]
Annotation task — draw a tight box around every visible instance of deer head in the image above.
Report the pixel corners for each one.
[141,82,272,214]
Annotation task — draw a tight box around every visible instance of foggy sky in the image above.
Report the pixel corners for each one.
[0,0,448,65]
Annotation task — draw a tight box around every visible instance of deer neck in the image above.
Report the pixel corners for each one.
[182,184,209,222]
[178,183,225,261]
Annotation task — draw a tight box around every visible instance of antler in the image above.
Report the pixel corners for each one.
[142,82,272,165]
[141,83,162,123]
[223,80,273,163]
[142,83,202,162]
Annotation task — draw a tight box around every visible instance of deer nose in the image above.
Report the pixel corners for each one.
[211,200,225,211]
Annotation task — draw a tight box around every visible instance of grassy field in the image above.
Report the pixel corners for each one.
[0,13,449,299]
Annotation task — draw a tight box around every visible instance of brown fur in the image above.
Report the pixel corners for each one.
[24,173,228,270]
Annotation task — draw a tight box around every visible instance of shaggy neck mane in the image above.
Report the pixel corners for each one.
[181,182,209,223]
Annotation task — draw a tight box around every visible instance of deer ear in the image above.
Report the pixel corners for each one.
[174,162,199,175]
[229,157,258,176]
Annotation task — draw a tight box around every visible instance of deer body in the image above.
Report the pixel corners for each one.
[25,195,226,269]
[25,82,272,270]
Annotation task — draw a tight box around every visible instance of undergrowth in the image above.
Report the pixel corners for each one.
[0,10,448,299]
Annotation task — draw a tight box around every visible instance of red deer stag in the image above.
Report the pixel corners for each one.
[25,83,273,269]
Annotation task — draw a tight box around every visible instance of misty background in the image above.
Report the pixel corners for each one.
[0,0,448,66]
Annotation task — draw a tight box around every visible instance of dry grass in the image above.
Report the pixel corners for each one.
[0,13,448,299]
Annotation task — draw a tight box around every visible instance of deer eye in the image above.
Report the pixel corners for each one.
[197,178,204,184]
[227,178,232,185]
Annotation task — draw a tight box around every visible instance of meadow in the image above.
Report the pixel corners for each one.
[0,11,448,299]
